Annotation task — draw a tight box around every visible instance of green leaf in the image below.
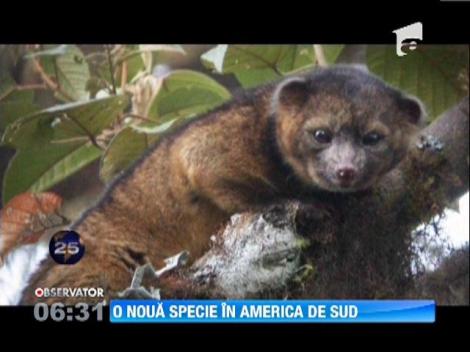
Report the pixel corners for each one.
[24,44,69,59]
[54,45,91,101]
[0,70,16,99]
[2,95,130,203]
[100,127,158,183]
[123,50,146,84]
[367,45,469,120]
[0,89,34,103]
[0,99,39,132]
[201,45,228,73]
[130,118,178,134]
[322,45,345,64]
[3,143,101,204]
[140,45,186,74]
[3,95,130,148]
[202,45,316,88]
[232,69,281,88]
[0,89,38,132]
[27,45,90,101]
[275,46,316,73]
[147,70,231,122]
[138,44,186,55]
[109,45,146,86]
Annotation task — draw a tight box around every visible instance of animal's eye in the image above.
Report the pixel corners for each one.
[312,129,332,144]
[362,132,384,146]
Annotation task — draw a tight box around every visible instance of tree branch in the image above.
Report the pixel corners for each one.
[313,45,328,67]
[124,97,469,301]
[32,59,75,102]
[106,45,117,95]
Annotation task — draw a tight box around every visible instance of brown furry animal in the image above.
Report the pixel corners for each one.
[21,65,424,304]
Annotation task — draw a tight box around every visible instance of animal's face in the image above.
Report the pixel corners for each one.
[273,66,424,192]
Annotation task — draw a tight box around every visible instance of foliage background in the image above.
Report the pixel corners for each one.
[0,44,468,206]
[0,44,468,305]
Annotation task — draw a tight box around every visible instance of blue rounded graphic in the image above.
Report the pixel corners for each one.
[49,230,85,265]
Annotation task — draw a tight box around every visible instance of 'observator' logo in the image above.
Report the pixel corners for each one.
[34,287,104,298]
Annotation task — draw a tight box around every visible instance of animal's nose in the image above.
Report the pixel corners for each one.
[336,167,357,184]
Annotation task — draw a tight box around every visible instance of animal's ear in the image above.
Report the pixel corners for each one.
[398,94,426,126]
[271,76,309,115]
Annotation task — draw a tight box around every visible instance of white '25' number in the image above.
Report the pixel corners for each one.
[54,241,80,255]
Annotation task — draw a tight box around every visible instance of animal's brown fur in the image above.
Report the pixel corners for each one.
[20,66,423,304]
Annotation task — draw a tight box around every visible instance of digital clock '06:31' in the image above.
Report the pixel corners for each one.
[33,303,104,322]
